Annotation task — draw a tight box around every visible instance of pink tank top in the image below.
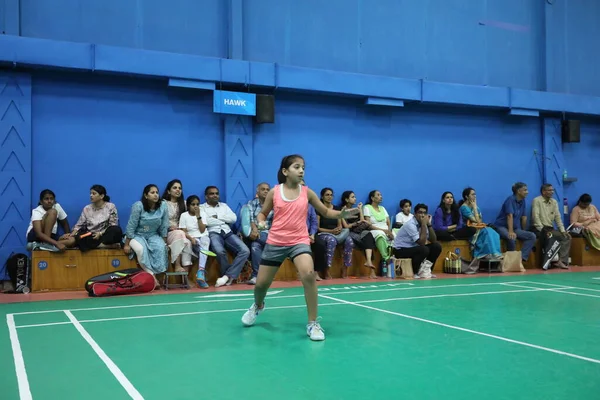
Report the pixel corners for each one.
[267,184,310,246]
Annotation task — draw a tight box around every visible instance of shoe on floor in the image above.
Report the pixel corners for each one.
[307,318,325,341]
[215,275,230,287]
[241,303,264,326]
[196,269,208,288]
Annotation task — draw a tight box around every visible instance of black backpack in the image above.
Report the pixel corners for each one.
[5,253,31,294]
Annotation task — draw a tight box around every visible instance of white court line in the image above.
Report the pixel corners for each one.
[17,304,343,329]
[502,283,600,299]
[6,314,32,400]
[501,283,574,290]
[64,311,144,400]
[11,282,509,316]
[319,294,600,365]
[511,280,600,293]
[17,288,544,329]
[356,288,551,304]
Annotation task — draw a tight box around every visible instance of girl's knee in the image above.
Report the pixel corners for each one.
[255,279,270,292]
[299,269,316,284]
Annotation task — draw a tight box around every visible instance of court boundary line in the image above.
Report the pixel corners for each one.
[64,310,144,399]
[502,283,600,299]
[6,314,32,400]
[15,287,551,329]
[511,280,600,293]
[10,282,516,316]
[355,287,565,304]
[318,294,600,365]
[16,304,339,329]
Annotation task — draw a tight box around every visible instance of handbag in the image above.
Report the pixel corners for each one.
[467,220,487,229]
[501,251,525,272]
[351,220,370,234]
[443,251,462,274]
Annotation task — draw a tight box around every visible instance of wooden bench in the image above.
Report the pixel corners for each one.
[31,248,138,292]
[194,248,383,285]
[30,244,393,292]
[30,247,288,291]
[280,248,384,280]
[570,237,600,266]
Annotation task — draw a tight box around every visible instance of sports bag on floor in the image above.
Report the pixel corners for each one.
[85,268,155,297]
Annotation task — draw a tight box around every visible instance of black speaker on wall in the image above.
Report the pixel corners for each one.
[562,120,580,143]
[255,94,275,124]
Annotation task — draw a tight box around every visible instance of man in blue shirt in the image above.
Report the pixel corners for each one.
[393,203,442,279]
[493,182,537,261]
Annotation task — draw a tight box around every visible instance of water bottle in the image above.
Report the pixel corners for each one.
[382,260,388,277]
[563,170,568,180]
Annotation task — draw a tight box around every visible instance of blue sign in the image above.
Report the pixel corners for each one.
[38,261,48,270]
[111,259,121,268]
[213,90,256,116]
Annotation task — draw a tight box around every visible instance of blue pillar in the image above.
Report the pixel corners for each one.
[0,72,31,279]
[544,1,568,93]
[224,115,253,219]
[542,118,567,220]
[228,0,244,59]
[4,0,21,36]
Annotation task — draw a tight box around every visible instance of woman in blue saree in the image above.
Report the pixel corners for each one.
[459,187,502,259]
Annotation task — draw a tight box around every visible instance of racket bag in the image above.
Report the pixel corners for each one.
[541,229,561,270]
[85,268,155,297]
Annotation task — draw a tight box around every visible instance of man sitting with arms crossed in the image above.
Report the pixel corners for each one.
[392,203,442,279]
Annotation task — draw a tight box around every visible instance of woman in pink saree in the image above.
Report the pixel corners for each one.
[570,193,600,250]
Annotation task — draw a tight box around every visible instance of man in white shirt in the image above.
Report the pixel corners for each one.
[200,186,250,287]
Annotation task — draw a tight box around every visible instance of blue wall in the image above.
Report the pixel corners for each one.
[563,121,600,206]
[244,0,545,91]
[8,0,600,96]
[0,0,600,271]
[19,0,228,58]
[28,75,546,229]
[253,93,543,220]
[31,73,223,228]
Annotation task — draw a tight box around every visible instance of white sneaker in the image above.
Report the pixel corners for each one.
[215,275,229,287]
[247,277,257,285]
[307,319,325,341]
[241,303,264,326]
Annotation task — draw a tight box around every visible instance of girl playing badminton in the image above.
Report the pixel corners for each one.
[241,154,359,341]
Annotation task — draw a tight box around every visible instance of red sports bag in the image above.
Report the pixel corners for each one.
[85,268,155,297]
